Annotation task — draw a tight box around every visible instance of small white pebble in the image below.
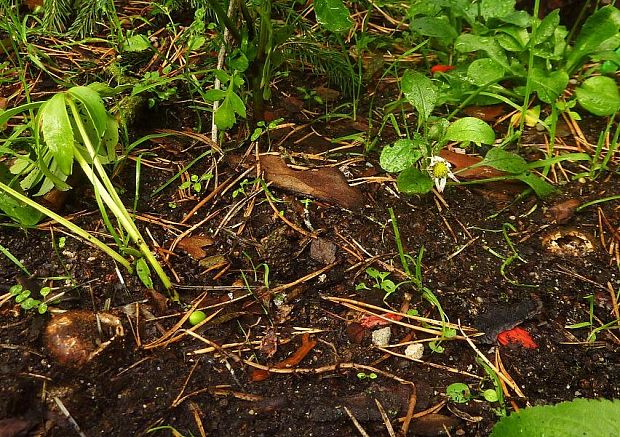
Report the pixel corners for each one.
[371,327,391,346]
[404,343,424,360]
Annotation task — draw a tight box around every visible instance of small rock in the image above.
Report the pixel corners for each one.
[404,343,424,360]
[371,327,391,346]
[310,238,337,264]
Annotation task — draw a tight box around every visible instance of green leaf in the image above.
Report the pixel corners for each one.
[67,86,108,139]
[480,0,515,20]
[467,58,505,86]
[0,164,44,226]
[481,148,528,173]
[214,99,236,130]
[515,172,556,197]
[379,138,424,173]
[396,166,434,194]
[532,10,559,46]
[491,398,620,437]
[121,34,151,52]
[136,257,154,288]
[410,17,457,39]
[496,26,529,52]
[102,114,119,161]
[529,68,569,104]
[203,89,227,101]
[228,92,246,118]
[401,71,437,125]
[566,6,620,74]
[40,94,74,176]
[314,0,352,33]
[455,34,510,71]
[445,117,495,145]
[446,382,471,403]
[575,76,620,116]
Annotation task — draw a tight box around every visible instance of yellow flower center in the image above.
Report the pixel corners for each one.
[432,161,449,179]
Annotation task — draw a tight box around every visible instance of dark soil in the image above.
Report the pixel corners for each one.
[1,107,620,436]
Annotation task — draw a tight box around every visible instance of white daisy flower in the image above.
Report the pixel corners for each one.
[427,156,458,192]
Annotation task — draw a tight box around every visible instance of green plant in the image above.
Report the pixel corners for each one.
[482,223,536,287]
[446,382,472,403]
[179,172,213,194]
[565,294,620,343]
[188,310,207,326]
[0,86,173,292]
[490,398,620,436]
[356,371,378,380]
[9,283,53,314]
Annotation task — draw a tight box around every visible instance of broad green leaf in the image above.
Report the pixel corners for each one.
[228,92,246,118]
[496,26,529,52]
[445,117,495,145]
[515,172,556,197]
[40,94,74,176]
[188,35,206,52]
[136,257,154,288]
[379,139,424,173]
[480,0,515,20]
[314,0,352,33]
[397,166,434,194]
[401,71,437,125]
[410,17,457,39]
[529,67,569,103]
[532,10,559,46]
[575,76,620,116]
[467,58,505,86]
[566,6,620,74]
[455,34,510,71]
[0,164,43,226]
[203,89,227,101]
[499,11,531,27]
[121,34,151,52]
[214,99,235,130]
[481,148,528,174]
[67,86,107,138]
[491,398,620,436]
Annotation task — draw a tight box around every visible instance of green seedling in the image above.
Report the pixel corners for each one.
[566,294,620,342]
[446,382,472,404]
[356,372,378,380]
[9,283,54,314]
[179,173,213,194]
[476,356,506,417]
[483,223,536,287]
[251,118,284,142]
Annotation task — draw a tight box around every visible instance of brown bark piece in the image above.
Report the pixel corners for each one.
[260,155,364,209]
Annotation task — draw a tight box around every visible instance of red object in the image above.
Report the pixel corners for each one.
[360,313,402,328]
[431,65,456,74]
[497,327,538,349]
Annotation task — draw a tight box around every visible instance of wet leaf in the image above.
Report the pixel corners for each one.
[401,71,437,125]
[481,148,527,174]
[40,94,74,176]
[121,34,151,52]
[529,67,568,104]
[410,16,457,39]
[532,10,560,46]
[491,399,620,437]
[314,0,352,33]
[379,138,424,173]
[67,86,108,139]
[446,117,495,145]
[396,166,434,194]
[575,76,620,116]
[467,58,505,86]
[480,0,514,20]
[566,6,620,74]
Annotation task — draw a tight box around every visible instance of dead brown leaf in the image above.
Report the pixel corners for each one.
[545,199,581,224]
[462,105,505,122]
[177,235,214,259]
[260,155,364,209]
